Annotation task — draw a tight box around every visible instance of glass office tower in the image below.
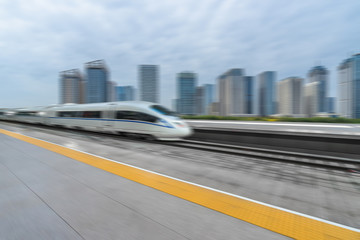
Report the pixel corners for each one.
[116,86,135,101]
[308,66,329,113]
[177,72,197,115]
[338,54,360,118]
[139,65,159,103]
[86,60,109,103]
[59,69,83,104]
[258,71,276,116]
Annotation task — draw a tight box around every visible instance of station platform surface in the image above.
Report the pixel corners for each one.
[1,127,360,240]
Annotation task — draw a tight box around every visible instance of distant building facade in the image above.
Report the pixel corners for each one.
[107,81,116,102]
[59,69,83,104]
[138,65,159,103]
[218,69,243,116]
[218,69,254,116]
[327,97,336,113]
[195,86,204,115]
[258,71,276,116]
[243,76,254,115]
[208,102,219,115]
[85,60,109,103]
[176,72,197,115]
[304,82,320,117]
[203,84,215,115]
[194,84,215,115]
[307,66,329,113]
[116,86,135,101]
[338,54,360,118]
[278,77,304,116]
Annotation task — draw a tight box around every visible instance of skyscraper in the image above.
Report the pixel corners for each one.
[85,60,109,103]
[116,86,135,101]
[203,84,215,115]
[139,65,159,103]
[194,85,215,115]
[195,86,204,115]
[278,77,304,116]
[338,54,360,118]
[307,66,329,113]
[176,72,197,115]
[218,69,244,116]
[327,97,336,113]
[304,82,320,117]
[217,69,254,116]
[217,73,228,116]
[59,69,83,104]
[258,71,276,116]
[243,76,255,114]
[107,81,116,102]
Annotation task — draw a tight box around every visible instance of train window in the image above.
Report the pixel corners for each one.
[150,105,177,116]
[116,111,138,120]
[82,111,101,118]
[138,113,158,123]
[116,111,158,123]
[17,111,37,116]
[58,111,76,117]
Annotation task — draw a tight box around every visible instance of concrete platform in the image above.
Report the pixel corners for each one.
[1,122,360,240]
[0,133,288,240]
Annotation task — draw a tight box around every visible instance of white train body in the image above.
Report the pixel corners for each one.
[2,102,192,140]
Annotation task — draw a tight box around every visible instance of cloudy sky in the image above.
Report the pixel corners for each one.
[0,0,359,108]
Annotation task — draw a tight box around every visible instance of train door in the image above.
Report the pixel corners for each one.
[101,107,115,133]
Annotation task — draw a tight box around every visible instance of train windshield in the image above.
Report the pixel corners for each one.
[151,105,178,116]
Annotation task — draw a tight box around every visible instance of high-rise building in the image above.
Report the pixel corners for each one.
[208,102,219,115]
[195,84,215,115]
[138,65,159,103]
[307,66,329,113]
[176,72,197,115]
[243,76,255,114]
[258,71,277,116]
[217,73,228,116]
[203,84,215,115]
[80,80,86,104]
[85,60,109,103]
[59,69,83,104]
[172,99,178,111]
[304,82,320,117]
[327,97,336,113]
[218,69,243,116]
[107,81,116,102]
[278,77,304,116]
[116,86,135,101]
[338,54,360,118]
[217,69,254,116]
[195,86,204,115]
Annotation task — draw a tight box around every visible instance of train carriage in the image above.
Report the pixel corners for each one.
[5,101,192,140]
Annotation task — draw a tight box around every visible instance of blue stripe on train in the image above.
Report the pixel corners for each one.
[48,117,174,128]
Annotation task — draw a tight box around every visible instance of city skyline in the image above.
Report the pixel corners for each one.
[31,57,360,118]
[0,0,359,108]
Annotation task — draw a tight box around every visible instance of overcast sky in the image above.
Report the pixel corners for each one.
[0,0,359,108]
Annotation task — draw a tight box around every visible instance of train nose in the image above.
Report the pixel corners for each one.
[179,126,193,138]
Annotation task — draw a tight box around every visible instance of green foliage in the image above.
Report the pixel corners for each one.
[181,115,360,123]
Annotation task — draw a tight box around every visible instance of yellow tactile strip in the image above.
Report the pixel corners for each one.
[1,129,359,240]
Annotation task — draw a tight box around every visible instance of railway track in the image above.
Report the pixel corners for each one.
[164,139,360,172]
[2,120,360,172]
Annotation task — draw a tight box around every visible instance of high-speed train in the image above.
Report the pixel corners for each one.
[0,102,192,140]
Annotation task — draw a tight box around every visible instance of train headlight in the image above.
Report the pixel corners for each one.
[173,121,186,127]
